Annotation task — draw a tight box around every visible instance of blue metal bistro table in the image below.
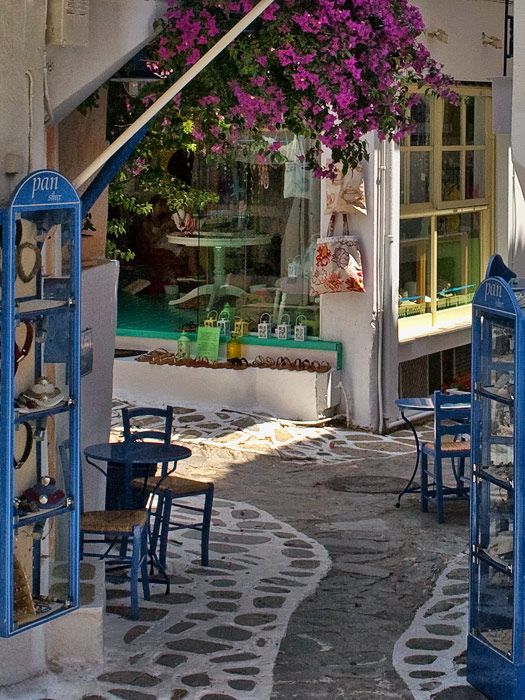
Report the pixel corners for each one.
[84,442,192,511]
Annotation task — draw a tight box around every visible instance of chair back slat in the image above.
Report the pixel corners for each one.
[122,406,174,446]
[433,390,471,447]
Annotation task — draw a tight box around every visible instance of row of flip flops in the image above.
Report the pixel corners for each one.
[251,356,331,372]
[134,349,331,373]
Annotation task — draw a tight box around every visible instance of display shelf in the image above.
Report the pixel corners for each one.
[14,401,71,421]
[468,271,525,698]
[0,171,81,637]
[14,503,73,529]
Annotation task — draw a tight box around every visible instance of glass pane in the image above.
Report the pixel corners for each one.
[409,152,431,203]
[466,96,486,146]
[13,510,72,631]
[443,102,461,145]
[473,559,513,656]
[466,151,485,199]
[399,217,431,317]
[194,147,321,334]
[476,479,513,567]
[442,151,462,201]
[436,211,480,308]
[410,96,432,146]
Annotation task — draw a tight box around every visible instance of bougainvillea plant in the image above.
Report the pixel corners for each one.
[135,0,455,176]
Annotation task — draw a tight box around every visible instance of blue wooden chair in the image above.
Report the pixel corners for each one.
[122,406,214,589]
[420,390,471,523]
[68,441,150,620]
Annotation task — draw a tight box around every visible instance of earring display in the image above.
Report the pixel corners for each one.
[0,170,81,637]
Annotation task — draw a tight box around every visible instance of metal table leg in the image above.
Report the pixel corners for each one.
[395,410,422,508]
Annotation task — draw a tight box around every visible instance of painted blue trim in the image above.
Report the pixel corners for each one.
[80,125,148,218]
[0,170,81,636]
[470,273,525,692]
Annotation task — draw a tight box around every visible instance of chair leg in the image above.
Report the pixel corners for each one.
[158,493,173,573]
[435,455,444,524]
[200,485,214,567]
[457,457,466,497]
[420,452,429,513]
[140,526,150,602]
[130,526,141,620]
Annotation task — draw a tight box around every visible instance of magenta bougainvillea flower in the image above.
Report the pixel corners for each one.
[129,0,454,174]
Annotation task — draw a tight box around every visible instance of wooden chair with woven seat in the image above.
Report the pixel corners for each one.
[420,390,471,523]
[122,406,215,578]
[80,508,150,620]
[71,433,150,621]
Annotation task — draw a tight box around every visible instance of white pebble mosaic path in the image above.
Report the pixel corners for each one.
[393,552,469,698]
[110,398,426,464]
[3,498,330,700]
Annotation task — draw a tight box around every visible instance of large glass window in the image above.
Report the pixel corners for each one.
[118,137,321,337]
[399,86,492,325]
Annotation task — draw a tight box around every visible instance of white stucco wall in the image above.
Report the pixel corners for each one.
[0,2,48,205]
[417,0,505,82]
[47,0,166,123]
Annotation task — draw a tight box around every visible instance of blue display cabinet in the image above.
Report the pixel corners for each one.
[468,273,525,698]
[0,171,81,636]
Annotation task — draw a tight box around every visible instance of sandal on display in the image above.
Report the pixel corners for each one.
[231,357,249,369]
[153,352,176,366]
[135,348,168,363]
[276,356,292,370]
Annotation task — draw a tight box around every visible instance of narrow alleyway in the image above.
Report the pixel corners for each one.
[2,400,484,700]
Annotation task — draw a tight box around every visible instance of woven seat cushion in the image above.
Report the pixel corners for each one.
[422,439,471,454]
[132,475,213,497]
[81,509,147,534]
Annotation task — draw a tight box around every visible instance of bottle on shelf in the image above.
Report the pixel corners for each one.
[226,332,242,361]
[177,331,191,358]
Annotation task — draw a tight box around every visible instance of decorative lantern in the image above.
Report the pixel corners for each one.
[177,331,191,358]
[258,313,272,339]
[294,314,307,342]
[217,309,231,337]
[203,311,218,328]
[275,313,292,340]
[233,316,249,337]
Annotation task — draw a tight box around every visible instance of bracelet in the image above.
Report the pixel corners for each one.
[14,422,33,469]
[16,242,41,284]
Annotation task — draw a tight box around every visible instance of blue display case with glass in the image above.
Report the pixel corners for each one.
[0,171,81,636]
[468,268,525,698]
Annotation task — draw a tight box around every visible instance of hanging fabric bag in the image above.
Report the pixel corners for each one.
[310,213,365,296]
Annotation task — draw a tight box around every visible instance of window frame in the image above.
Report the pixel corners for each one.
[398,84,494,332]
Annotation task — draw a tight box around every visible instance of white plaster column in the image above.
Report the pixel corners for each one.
[320,135,379,430]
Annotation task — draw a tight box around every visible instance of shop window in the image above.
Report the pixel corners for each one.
[398,86,492,327]
[118,138,321,337]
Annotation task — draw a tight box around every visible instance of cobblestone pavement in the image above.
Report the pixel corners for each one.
[3,397,485,700]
